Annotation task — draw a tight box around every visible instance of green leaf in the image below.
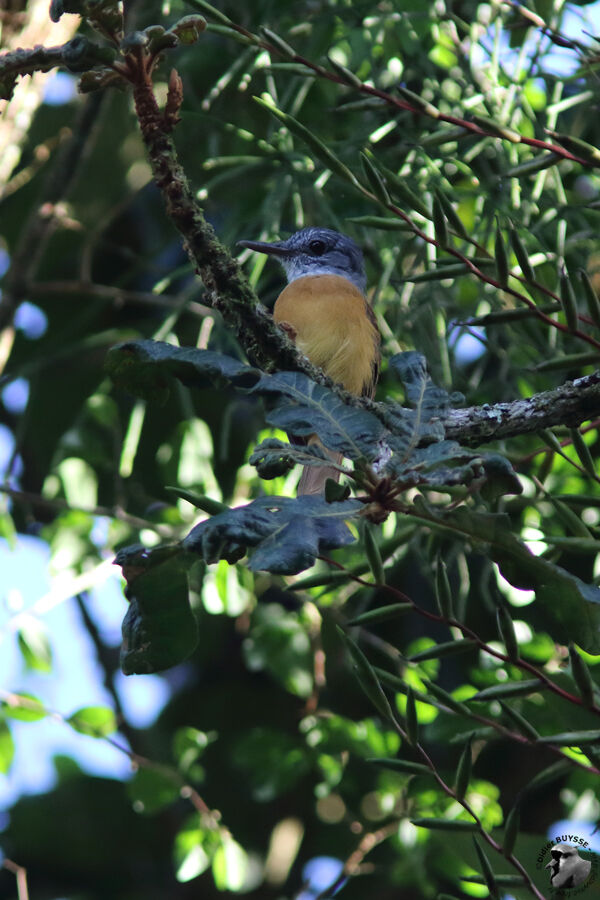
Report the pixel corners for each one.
[408,639,476,662]
[173,727,215,778]
[115,543,199,675]
[1,692,47,722]
[414,503,600,653]
[0,721,15,774]
[243,604,314,698]
[498,701,540,740]
[469,679,545,701]
[472,837,500,899]
[432,194,448,247]
[496,606,519,662]
[494,222,509,287]
[367,757,431,776]
[537,729,600,745]
[17,617,52,673]
[411,817,478,831]
[254,97,361,188]
[337,628,395,721]
[364,523,385,584]
[435,557,454,618]
[569,643,596,705]
[67,705,117,737]
[127,766,181,814]
[405,686,418,744]
[503,804,520,857]
[347,602,412,625]
[454,734,472,800]
[212,836,247,891]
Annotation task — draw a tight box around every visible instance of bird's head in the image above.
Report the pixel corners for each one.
[239,227,367,294]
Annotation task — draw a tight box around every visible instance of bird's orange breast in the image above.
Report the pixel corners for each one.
[273,274,378,396]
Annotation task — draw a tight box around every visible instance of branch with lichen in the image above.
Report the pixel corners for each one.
[3,4,600,449]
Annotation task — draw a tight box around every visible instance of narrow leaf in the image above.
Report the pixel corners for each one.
[434,189,468,238]
[368,757,431,776]
[472,837,499,899]
[254,97,360,188]
[260,27,296,58]
[503,804,520,857]
[364,523,385,584]
[454,734,472,800]
[411,817,477,831]
[432,194,448,247]
[361,152,391,204]
[396,84,440,117]
[405,686,418,745]
[560,269,578,331]
[569,429,597,480]
[579,269,600,328]
[328,55,363,87]
[496,606,519,662]
[434,557,454,618]
[569,643,596,705]
[494,222,509,287]
[537,729,600,745]
[509,225,535,281]
[498,700,540,740]
[472,113,521,142]
[337,628,394,720]
[408,639,476,662]
[470,679,546,701]
[347,603,412,625]
[422,679,470,715]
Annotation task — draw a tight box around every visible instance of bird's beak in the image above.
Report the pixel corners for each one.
[238,239,291,257]
[545,861,554,869]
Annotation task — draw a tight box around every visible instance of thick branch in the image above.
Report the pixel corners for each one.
[442,371,600,445]
[130,68,326,378]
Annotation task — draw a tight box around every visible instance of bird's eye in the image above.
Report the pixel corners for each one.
[308,239,327,256]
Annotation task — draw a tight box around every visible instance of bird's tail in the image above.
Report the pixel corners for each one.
[298,438,344,495]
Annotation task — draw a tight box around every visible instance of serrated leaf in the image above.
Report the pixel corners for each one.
[184,495,361,574]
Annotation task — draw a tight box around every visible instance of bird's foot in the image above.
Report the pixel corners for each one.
[278,320,298,342]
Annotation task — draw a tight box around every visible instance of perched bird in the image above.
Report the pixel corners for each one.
[239,227,380,494]
[546,844,591,889]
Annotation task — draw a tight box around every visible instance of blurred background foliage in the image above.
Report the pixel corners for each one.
[2,0,600,897]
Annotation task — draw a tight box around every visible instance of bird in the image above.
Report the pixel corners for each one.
[546,844,591,889]
[239,227,380,494]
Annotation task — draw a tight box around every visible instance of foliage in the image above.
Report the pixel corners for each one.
[1,0,600,899]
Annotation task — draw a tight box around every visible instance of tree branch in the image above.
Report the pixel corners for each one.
[442,371,600,445]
